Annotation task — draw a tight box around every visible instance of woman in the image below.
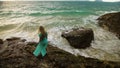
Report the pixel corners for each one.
[33,26,48,57]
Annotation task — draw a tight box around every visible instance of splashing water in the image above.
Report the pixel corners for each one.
[0,1,120,61]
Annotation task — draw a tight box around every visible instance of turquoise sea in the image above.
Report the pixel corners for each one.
[0,1,120,61]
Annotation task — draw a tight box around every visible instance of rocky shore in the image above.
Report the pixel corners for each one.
[97,12,120,39]
[62,27,94,49]
[0,37,120,68]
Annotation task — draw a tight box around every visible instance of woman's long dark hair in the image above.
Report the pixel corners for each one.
[39,26,47,41]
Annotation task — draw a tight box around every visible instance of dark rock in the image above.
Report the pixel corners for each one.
[27,42,38,45]
[0,39,3,44]
[21,39,26,42]
[0,38,120,68]
[0,39,52,68]
[97,12,120,39]
[61,28,94,49]
[6,37,21,41]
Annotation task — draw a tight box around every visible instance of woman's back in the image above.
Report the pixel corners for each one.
[39,32,47,42]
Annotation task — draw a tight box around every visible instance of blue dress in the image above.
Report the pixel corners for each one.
[33,33,48,57]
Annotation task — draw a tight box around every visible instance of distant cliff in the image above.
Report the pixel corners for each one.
[97,12,120,39]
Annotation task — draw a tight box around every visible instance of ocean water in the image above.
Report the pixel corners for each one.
[0,1,120,61]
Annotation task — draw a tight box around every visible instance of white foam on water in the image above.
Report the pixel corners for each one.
[0,14,120,61]
[0,2,120,61]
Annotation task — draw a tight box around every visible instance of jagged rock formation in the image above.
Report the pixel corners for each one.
[62,28,94,49]
[97,12,120,39]
[0,37,120,68]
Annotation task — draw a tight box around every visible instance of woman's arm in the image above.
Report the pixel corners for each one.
[38,34,41,42]
[39,36,41,42]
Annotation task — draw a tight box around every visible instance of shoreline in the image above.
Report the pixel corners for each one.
[0,37,120,68]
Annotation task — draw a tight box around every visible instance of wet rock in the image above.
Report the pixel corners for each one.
[61,27,94,49]
[27,41,38,46]
[21,39,26,42]
[0,39,49,68]
[6,37,21,41]
[0,39,3,44]
[46,45,82,68]
[97,12,120,39]
[0,38,120,68]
